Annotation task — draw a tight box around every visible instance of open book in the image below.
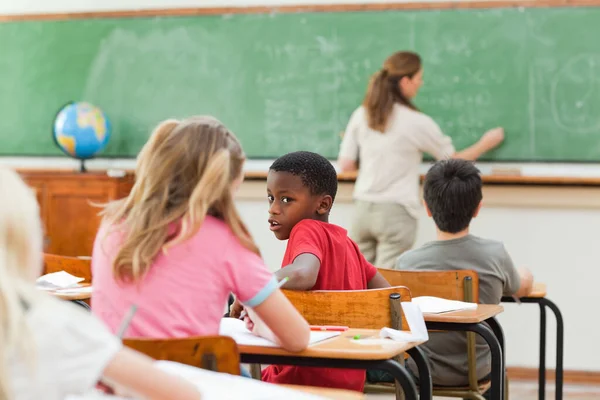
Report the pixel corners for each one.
[219,318,340,347]
[412,296,477,314]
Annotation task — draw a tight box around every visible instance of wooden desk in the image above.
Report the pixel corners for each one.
[20,170,134,257]
[238,329,422,360]
[529,282,547,298]
[502,283,564,400]
[423,305,505,400]
[44,285,92,310]
[50,289,92,302]
[239,329,423,400]
[284,384,364,399]
[422,304,503,323]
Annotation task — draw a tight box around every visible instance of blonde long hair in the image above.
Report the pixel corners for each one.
[363,51,422,132]
[0,168,44,399]
[102,116,259,283]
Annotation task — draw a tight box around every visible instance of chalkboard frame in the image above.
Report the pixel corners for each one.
[2,0,600,22]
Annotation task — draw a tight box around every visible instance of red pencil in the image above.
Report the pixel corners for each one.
[310,325,349,332]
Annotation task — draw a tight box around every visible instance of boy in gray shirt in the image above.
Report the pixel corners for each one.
[397,159,533,391]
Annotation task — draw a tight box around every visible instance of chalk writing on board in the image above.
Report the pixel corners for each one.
[550,54,600,134]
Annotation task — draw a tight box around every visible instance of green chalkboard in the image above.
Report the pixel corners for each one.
[1,7,600,161]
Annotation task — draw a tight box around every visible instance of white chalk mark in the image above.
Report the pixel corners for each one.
[528,65,536,153]
[550,53,600,134]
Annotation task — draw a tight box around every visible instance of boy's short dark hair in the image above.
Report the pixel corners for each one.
[423,159,482,234]
[269,151,338,202]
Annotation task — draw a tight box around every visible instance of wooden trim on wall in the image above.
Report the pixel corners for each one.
[237,179,600,209]
[508,367,600,385]
[13,168,600,187]
[246,170,600,187]
[3,0,600,22]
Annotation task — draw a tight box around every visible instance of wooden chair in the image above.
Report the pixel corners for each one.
[374,269,494,400]
[281,286,411,330]
[124,335,241,375]
[43,253,92,283]
[280,286,413,400]
[42,253,92,309]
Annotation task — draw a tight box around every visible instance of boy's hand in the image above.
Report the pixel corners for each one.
[229,298,244,319]
[514,267,534,298]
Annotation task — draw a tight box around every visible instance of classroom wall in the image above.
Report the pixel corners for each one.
[4,0,597,373]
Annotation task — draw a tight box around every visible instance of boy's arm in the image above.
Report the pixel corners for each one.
[274,253,321,290]
[501,244,534,298]
[513,267,534,298]
[368,271,391,289]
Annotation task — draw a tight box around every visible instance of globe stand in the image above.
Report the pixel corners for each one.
[79,159,87,173]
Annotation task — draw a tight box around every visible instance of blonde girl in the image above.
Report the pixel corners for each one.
[338,51,504,268]
[91,116,309,351]
[0,167,201,400]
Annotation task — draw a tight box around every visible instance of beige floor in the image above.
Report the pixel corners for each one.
[364,380,600,399]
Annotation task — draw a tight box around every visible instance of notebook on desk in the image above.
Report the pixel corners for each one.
[219,318,340,347]
[412,296,477,314]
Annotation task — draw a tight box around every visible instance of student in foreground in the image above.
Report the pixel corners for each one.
[92,117,309,352]
[395,159,534,393]
[0,168,201,400]
[232,151,390,392]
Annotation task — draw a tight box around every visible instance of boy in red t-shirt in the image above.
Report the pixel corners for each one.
[236,151,390,392]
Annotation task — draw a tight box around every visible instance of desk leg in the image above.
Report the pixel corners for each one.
[407,346,432,400]
[426,322,503,400]
[72,300,91,311]
[378,359,420,400]
[539,302,547,400]
[239,354,419,400]
[501,296,564,400]
[486,318,506,400]
[540,298,564,400]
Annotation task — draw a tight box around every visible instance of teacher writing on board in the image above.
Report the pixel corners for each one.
[337,51,504,268]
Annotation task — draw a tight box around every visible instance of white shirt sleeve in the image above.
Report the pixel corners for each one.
[413,115,456,160]
[29,298,122,397]
[338,107,362,161]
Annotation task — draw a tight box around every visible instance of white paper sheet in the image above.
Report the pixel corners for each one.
[35,271,84,290]
[219,317,339,347]
[378,302,429,342]
[156,361,327,400]
[412,296,477,314]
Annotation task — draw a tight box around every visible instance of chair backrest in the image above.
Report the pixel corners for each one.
[282,286,412,330]
[378,269,483,392]
[377,269,480,303]
[123,335,241,375]
[43,253,92,283]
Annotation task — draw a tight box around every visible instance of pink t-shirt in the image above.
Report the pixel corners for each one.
[91,215,277,338]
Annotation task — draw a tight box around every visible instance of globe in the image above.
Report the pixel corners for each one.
[53,102,111,168]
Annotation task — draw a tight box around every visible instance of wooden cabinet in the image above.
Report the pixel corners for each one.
[19,170,134,257]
